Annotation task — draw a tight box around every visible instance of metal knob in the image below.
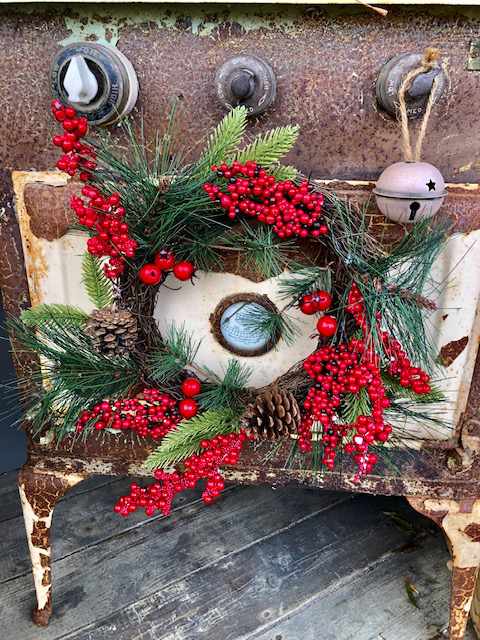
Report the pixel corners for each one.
[216,55,277,116]
[376,53,446,119]
[51,42,139,126]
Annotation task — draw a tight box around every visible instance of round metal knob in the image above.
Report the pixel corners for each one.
[376,53,446,119]
[216,55,276,116]
[51,42,139,126]
[230,70,256,101]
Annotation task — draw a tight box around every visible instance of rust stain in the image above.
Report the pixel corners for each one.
[24,182,78,241]
[464,523,480,542]
[12,171,70,307]
[440,336,469,368]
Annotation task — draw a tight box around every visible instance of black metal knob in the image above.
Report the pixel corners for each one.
[230,70,256,101]
[215,55,276,116]
[407,68,441,99]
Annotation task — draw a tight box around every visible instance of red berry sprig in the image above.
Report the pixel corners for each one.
[114,431,247,517]
[71,186,138,278]
[299,290,333,315]
[347,283,431,395]
[75,387,181,440]
[51,100,95,180]
[301,338,391,477]
[51,101,138,279]
[203,161,327,240]
[138,250,196,286]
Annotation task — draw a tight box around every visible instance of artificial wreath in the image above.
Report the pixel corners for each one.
[11,99,449,519]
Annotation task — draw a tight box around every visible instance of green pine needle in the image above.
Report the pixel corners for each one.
[199,359,252,412]
[270,164,299,181]
[224,222,296,280]
[234,126,299,168]
[196,106,248,178]
[144,408,240,470]
[382,371,446,405]
[241,304,299,347]
[278,264,332,303]
[340,387,371,424]
[148,324,201,383]
[81,252,114,309]
[21,304,88,327]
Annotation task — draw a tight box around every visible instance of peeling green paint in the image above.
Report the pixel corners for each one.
[58,4,303,47]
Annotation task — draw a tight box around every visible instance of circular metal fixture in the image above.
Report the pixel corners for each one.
[215,54,277,116]
[373,161,447,223]
[210,293,280,357]
[376,53,446,119]
[51,42,139,126]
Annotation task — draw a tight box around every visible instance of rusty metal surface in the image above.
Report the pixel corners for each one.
[0,5,480,183]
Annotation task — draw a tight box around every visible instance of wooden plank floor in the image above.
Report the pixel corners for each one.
[0,471,476,640]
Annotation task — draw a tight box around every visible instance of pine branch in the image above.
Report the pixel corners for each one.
[21,304,88,327]
[81,252,114,309]
[223,222,296,280]
[340,387,371,424]
[234,126,299,168]
[195,106,248,178]
[278,264,332,303]
[241,304,299,347]
[269,164,299,181]
[144,408,240,470]
[198,359,252,412]
[148,324,201,383]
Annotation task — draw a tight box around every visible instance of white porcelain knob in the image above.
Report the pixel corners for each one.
[63,55,98,105]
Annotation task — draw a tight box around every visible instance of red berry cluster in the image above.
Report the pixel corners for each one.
[347,283,431,395]
[138,250,196,286]
[114,431,247,517]
[299,290,332,315]
[51,101,138,279]
[51,100,95,180]
[75,388,181,440]
[301,338,391,476]
[71,186,138,278]
[203,161,327,240]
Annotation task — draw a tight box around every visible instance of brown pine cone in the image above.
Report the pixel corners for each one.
[241,386,301,441]
[85,307,138,357]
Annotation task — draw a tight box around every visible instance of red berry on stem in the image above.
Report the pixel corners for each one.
[316,315,337,337]
[181,377,202,397]
[138,263,162,286]
[173,261,195,281]
[313,290,333,312]
[155,250,175,271]
[299,297,317,315]
[179,398,198,419]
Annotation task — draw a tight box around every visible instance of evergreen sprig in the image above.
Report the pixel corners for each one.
[198,359,252,412]
[278,264,332,303]
[235,125,300,168]
[81,252,114,309]
[8,315,140,438]
[340,388,371,424]
[144,408,241,470]
[382,372,445,405]
[148,324,201,383]
[196,107,248,178]
[241,304,299,347]
[224,222,296,280]
[21,304,88,327]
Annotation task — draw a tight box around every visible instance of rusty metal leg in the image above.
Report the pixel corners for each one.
[18,464,86,626]
[408,497,480,640]
[471,575,480,638]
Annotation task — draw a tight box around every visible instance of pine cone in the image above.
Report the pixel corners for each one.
[241,387,301,441]
[86,307,138,357]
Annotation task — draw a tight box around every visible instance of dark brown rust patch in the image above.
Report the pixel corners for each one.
[464,523,480,542]
[31,521,49,549]
[24,181,78,241]
[440,336,469,367]
[39,553,50,569]
[32,593,52,627]
[18,467,77,519]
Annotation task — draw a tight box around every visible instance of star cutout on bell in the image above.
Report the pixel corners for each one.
[426,179,436,191]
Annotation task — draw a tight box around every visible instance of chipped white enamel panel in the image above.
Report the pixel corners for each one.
[13,172,480,441]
